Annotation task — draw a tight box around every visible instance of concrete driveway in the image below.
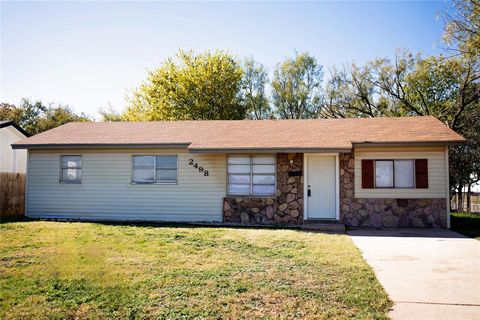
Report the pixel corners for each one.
[348,229,480,320]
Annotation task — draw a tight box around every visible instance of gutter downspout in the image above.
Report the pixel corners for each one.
[24,150,29,218]
[445,145,451,229]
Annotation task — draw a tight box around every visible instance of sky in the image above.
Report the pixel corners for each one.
[1,1,448,119]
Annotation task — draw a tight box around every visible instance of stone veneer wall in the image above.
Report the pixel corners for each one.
[340,152,447,228]
[223,153,304,224]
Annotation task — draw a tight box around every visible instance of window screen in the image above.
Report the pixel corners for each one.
[394,160,414,188]
[228,155,275,196]
[60,155,82,183]
[375,160,394,188]
[132,155,177,183]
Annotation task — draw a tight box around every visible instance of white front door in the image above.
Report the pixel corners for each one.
[306,155,337,219]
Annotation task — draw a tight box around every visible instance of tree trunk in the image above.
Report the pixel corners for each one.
[458,183,464,212]
[450,188,454,212]
[467,184,471,213]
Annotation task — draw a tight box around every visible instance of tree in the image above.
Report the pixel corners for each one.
[0,103,24,125]
[369,50,424,116]
[440,0,480,211]
[449,108,480,212]
[241,58,271,119]
[320,49,479,211]
[99,105,123,122]
[0,99,90,135]
[271,52,323,119]
[321,49,478,128]
[442,0,480,58]
[320,63,398,118]
[123,50,245,121]
[405,56,478,129]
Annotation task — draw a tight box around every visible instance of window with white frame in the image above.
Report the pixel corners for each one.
[227,155,275,196]
[132,155,177,183]
[375,160,414,188]
[60,155,82,183]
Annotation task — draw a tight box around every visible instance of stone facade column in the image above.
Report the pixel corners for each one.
[275,153,304,224]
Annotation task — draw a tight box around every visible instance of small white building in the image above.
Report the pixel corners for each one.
[0,121,29,173]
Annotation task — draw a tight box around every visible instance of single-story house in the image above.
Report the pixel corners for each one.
[12,116,465,228]
[1,120,29,173]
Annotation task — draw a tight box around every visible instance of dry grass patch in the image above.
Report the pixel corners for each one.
[0,221,391,319]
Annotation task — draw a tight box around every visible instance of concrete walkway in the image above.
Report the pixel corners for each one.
[348,229,480,320]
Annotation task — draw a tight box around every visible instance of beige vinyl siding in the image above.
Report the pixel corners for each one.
[354,147,447,199]
[26,149,226,221]
[0,126,27,173]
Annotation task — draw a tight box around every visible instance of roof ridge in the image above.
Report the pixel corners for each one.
[71,115,439,125]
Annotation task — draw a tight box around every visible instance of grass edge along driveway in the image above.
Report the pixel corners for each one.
[0,221,392,319]
[451,212,480,240]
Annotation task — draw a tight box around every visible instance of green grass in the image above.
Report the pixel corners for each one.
[451,212,480,240]
[0,221,392,319]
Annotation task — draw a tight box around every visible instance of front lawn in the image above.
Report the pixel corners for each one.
[451,212,480,240]
[0,222,391,319]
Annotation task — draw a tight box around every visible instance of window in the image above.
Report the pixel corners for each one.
[394,160,414,188]
[60,155,82,183]
[132,155,177,184]
[375,160,394,188]
[375,160,414,188]
[228,155,275,196]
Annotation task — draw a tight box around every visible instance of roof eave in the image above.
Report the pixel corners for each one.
[188,147,353,154]
[352,140,466,147]
[11,140,466,151]
[0,121,30,137]
[11,143,191,150]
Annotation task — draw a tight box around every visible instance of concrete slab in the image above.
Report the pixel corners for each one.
[348,229,480,320]
[300,223,345,232]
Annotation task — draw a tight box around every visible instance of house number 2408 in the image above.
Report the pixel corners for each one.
[188,159,209,176]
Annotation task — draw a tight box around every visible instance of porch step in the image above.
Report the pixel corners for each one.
[303,219,340,224]
[301,223,345,232]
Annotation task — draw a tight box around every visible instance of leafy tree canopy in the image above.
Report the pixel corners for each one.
[123,50,245,121]
[271,52,323,119]
[241,58,271,119]
[0,99,90,136]
[443,0,480,58]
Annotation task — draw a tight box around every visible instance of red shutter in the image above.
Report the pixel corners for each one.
[415,159,428,189]
[362,159,374,189]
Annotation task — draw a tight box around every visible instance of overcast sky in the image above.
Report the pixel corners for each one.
[1,1,447,119]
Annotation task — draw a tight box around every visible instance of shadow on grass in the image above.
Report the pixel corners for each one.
[347,228,468,238]
[451,211,480,240]
[0,216,25,224]
[0,216,304,230]
[7,215,479,239]
[0,217,348,236]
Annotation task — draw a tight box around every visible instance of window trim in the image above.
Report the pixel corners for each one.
[59,155,82,184]
[374,159,415,189]
[227,154,276,197]
[131,154,178,185]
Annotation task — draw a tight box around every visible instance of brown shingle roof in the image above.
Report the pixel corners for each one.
[12,116,465,151]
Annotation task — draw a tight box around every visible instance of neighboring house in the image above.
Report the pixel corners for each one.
[0,120,29,173]
[12,116,465,228]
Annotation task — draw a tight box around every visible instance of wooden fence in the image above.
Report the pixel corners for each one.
[0,172,25,220]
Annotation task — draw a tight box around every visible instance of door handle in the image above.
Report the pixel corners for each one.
[307,189,311,197]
